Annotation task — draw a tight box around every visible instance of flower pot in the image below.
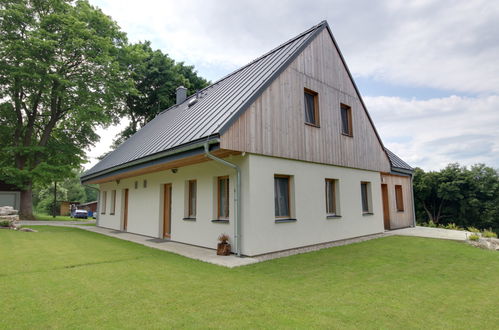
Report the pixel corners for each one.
[217,242,231,256]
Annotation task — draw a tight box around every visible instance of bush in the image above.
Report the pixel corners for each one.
[467,226,480,233]
[0,220,10,227]
[444,223,463,230]
[468,233,480,241]
[482,229,498,238]
[427,220,437,228]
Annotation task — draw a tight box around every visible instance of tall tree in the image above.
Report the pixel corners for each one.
[0,0,130,217]
[112,41,209,147]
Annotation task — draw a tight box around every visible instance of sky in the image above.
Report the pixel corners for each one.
[86,0,499,171]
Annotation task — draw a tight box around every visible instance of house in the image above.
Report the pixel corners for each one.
[81,21,415,257]
[0,181,20,210]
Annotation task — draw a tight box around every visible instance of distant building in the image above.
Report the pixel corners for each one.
[0,181,20,210]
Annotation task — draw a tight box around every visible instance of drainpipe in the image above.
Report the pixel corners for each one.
[83,184,100,226]
[410,175,416,227]
[204,142,241,257]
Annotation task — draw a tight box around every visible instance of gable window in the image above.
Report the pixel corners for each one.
[341,104,353,136]
[217,176,229,219]
[101,191,107,214]
[274,175,291,218]
[188,180,197,217]
[361,182,372,214]
[110,190,116,215]
[395,185,404,212]
[304,88,319,126]
[325,179,339,216]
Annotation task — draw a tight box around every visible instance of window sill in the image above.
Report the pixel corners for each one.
[275,218,297,223]
[341,132,353,137]
[211,219,229,224]
[397,210,405,213]
[100,213,106,215]
[305,122,320,128]
[110,213,115,215]
[183,217,196,221]
[326,214,342,219]
[362,212,374,216]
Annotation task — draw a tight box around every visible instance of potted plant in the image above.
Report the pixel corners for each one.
[217,233,231,256]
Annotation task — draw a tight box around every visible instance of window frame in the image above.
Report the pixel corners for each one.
[217,176,230,219]
[188,180,197,218]
[395,185,404,212]
[325,179,338,216]
[101,191,107,215]
[304,88,320,127]
[340,103,353,136]
[274,175,291,218]
[110,190,116,215]
[360,182,372,214]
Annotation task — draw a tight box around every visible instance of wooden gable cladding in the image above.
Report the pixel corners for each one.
[220,29,391,173]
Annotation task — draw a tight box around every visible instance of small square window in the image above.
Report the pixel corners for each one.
[341,104,353,136]
[304,89,319,126]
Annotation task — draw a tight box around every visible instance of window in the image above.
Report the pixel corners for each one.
[325,179,338,215]
[217,176,229,219]
[143,180,147,188]
[274,175,291,218]
[101,191,107,214]
[134,181,138,189]
[188,180,197,217]
[110,190,116,215]
[361,182,372,214]
[304,88,319,126]
[395,185,404,211]
[340,104,353,136]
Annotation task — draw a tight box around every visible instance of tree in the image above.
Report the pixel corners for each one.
[0,0,131,217]
[112,41,209,147]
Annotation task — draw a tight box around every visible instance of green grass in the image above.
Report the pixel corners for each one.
[33,213,94,221]
[1,227,498,329]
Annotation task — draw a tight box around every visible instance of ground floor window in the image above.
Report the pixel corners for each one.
[217,176,229,219]
[395,185,404,211]
[274,175,291,218]
[325,179,338,215]
[101,191,107,214]
[361,182,372,214]
[188,180,197,217]
[110,190,116,215]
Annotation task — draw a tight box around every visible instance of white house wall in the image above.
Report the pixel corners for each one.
[242,154,384,256]
[98,155,249,251]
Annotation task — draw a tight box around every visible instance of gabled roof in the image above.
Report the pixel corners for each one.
[83,22,327,179]
[385,148,413,173]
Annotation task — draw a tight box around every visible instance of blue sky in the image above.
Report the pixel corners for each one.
[87,0,499,171]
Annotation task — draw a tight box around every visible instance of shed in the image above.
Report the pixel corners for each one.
[0,181,21,210]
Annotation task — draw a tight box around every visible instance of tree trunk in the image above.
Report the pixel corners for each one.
[19,185,34,220]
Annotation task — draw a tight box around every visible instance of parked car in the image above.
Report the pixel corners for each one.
[72,209,88,219]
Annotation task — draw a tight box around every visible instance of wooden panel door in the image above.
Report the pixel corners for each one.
[123,189,129,231]
[381,184,390,230]
[163,184,172,238]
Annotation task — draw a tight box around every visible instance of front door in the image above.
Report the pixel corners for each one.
[123,189,129,231]
[381,184,390,230]
[163,184,172,238]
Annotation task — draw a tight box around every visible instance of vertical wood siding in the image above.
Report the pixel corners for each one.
[221,29,391,173]
[381,174,414,229]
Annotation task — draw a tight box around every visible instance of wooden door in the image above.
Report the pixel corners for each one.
[123,189,129,231]
[381,184,390,230]
[163,184,172,238]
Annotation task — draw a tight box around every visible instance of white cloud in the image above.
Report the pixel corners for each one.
[365,95,499,170]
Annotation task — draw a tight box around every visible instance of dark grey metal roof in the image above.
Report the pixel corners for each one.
[82,21,327,179]
[385,148,413,172]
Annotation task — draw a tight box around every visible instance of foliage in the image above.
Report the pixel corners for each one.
[443,223,462,230]
[468,233,480,241]
[413,163,499,233]
[0,220,10,227]
[0,0,132,216]
[482,230,498,238]
[218,233,229,243]
[2,228,499,328]
[467,226,480,233]
[112,41,209,147]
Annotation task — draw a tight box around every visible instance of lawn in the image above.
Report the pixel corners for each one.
[33,213,94,221]
[1,227,498,329]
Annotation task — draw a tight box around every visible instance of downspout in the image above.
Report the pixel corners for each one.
[410,175,416,227]
[83,184,100,226]
[204,141,241,257]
